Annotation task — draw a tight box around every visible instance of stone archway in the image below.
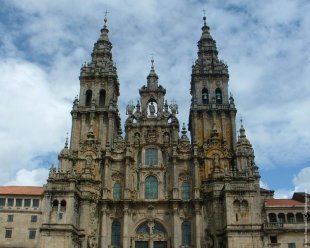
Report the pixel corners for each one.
[134,220,168,248]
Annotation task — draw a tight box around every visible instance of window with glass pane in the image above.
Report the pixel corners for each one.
[113,183,122,200]
[7,198,14,207]
[111,220,121,246]
[5,229,12,238]
[135,241,148,248]
[31,215,37,223]
[182,221,191,246]
[288,243,296,248]
[7,215,13,222]
[0,198,5,206]
[24,199,31,207]
[32,199,39,208]
[145,176,158,199]
[137,222,150,234]
[29,229,36,239]
[154,241,167,248]
[181,182,190,200]
[145,148,158,166]
[16,199,22,207]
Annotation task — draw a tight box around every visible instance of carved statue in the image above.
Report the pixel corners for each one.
[149,102,156,116]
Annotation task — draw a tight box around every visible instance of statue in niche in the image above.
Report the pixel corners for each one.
[134,133,140,146]
[85,156,92,168]
[163,133,170,144]
[149,102,156,116]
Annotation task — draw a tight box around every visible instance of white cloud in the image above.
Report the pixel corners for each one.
[5,168,49,186]
[293,167,310,193]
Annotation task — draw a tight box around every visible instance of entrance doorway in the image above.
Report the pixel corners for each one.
[134,221,168,248]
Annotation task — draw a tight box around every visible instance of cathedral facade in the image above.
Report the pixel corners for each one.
[1,15,308,248]
[40,15,262,248]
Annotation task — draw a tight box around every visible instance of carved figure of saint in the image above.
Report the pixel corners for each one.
[149,102,156,115]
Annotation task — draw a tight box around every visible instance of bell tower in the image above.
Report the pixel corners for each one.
[189,16,237,179]
[70,15,120,152]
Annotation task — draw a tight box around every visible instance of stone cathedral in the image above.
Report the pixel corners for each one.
[39,16,263,248]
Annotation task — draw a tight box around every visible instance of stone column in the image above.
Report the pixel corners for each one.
[230,111,236,150]
[123,203,130,247]
[98,113,105,149]
[203,112,208,143]
[81,114,87,140]
[79,199,90,248]
[193,159,200,199]
[195,202,202,248]
[101,204,108,248]
[124,159,130,199]
[108,113,114,146]
[70,112,78,150]
[172,203,179,248]
[172,158,179,199]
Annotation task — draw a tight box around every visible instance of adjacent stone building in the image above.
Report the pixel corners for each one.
[0,16,309,248]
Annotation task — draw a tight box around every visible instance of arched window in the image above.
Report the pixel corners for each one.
[145,148,158,166]
[85,89,92,106]
[181,182,190,200]
[111,220,121,246]
[215,88,222,104]
[296,213,303,223]
[99,89,106,107]
[52,199,58,210]
[60,200,66,211]
[202,88,209,104]
[269,213,277,223]
[182,221,191,246]
[113,183,122,200]
[287,213,295,223]
[278,213,286,223]
[145,176,158,199]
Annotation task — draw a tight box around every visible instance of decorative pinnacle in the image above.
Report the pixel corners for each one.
[64,132,68,148]
[104,10,109,28]
[151,53,155,70]
[202,9,207,26]
[182,123,187,135]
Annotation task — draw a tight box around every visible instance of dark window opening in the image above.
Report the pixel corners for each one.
[182,221,191,246]
[270,236,278,244]
[60,200,66,211]
[32,199,39,208]
[85,89,92,107]
[5,229,12,238]
[52,199,58,210]
[202,88,209,104]
[31,215,37,223]
[268,213,277,223]
[7,215,13,222]
[0,198,5,206]
[111,220,121,246]
[29,230,36,239]
[16,199,22,207]
[7,198,14,207]
[24,199,31,207]
[215,88,222,104]
[99,89,106,106]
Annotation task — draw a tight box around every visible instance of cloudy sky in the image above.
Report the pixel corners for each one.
[0,0,309,198]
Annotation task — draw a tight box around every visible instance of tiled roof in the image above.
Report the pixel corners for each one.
[265,199,304,206]
[0,186,44,196]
